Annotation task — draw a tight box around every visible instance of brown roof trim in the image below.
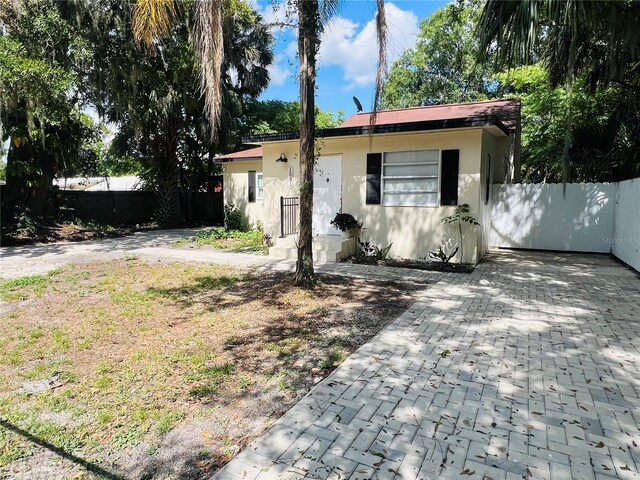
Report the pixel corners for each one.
[244,115,509,144]
[216,156,262,163]
[214,146,263,162]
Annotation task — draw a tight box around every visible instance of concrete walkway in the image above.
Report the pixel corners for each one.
[0,228,282,279]
[0,229,450,282]
[214,251,640,480]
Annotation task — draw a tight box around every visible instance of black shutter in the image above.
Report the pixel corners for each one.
[440,149,459,206]
[248,171,256,203]
[366,153,382,205]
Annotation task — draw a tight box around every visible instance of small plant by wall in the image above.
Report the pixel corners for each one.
[356,238,393,262]
[330,213,362,233]
[440,204,480,263]
[429,244,459,263]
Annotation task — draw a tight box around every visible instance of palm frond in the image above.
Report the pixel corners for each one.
[319,0,341,25]
[132,0,177,51]
[477,0,543,69]
[195,0,224,136]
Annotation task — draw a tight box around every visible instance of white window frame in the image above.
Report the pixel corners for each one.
[381,149,441,207]
[256,172,264,201]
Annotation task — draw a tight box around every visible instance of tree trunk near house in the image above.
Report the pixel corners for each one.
[2,141,32,224]
[206,146,215,223]
[294,0,320,287]
[154,115,181,226]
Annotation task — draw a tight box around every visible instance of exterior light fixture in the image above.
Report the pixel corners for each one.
[276,153,288,163]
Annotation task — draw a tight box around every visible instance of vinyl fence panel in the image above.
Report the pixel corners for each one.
[612,178,640,272]
[491,183,616,253]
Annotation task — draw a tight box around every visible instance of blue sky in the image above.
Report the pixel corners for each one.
[254,0,449,116]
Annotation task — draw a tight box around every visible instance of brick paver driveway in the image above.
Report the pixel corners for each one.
[215,251,640,480]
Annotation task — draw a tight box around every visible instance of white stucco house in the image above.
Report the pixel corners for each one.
[217,99,521,263]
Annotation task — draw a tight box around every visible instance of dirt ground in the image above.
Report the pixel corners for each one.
[0,258,430,479]
[0,222,155,246]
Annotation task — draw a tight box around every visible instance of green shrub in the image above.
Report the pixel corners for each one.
[223,203,246,231]
[182,223,269,254]
[15,211,41,236]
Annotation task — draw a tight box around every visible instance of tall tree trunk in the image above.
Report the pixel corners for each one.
[294,0,320,287]
[206,145,215,223]
[458,219,464,263]
[2,141,32,224]
[154,115,181,226]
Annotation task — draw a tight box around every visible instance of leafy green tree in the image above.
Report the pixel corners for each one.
[53,114,106,179]
[0,1,93,221]
[382,0,495,108]
[496,65,625,182]
[315,107,345,130]
[93,0,272,224]
[478,0,640,181]
[242,100,344,135]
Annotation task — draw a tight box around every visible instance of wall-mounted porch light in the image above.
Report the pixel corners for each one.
[276,153,288,163]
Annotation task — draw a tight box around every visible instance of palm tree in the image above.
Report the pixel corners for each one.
[478,0,639,89]
[477,0,640,182]
[90,0,271,224]
[133,0,388,286]
[133,0,225,137]
[294,0,387,286]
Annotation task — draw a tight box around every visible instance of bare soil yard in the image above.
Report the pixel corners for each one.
[0,221,147,246]
[0,258,427,479]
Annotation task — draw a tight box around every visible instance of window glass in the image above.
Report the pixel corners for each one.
[384,164,439,177]
[257,173,264,200]
[384,150,439,164]
[382,150,439,206]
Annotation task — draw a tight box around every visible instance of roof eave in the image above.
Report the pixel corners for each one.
[243,115,511,144]
[214,156,263,163]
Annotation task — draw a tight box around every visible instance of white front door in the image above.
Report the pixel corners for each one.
[313,155,342,235]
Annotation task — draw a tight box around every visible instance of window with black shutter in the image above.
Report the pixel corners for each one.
[440,149,459,206]
[366,153,382,204]
[248,171,256,203]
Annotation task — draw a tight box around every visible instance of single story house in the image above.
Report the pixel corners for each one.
[216,99,521,263]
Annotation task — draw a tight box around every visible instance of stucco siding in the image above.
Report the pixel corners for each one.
[261,129,492,262]
[480,131,505,257]
[222,160,264,227]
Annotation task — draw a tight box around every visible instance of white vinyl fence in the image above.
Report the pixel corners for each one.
[612,178,640,272]
[491,180,640,272]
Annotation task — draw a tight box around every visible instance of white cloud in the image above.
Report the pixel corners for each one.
[259,1,298,33]
[285,40,297,59]
[268,55,292,86]
[318,2,419,88]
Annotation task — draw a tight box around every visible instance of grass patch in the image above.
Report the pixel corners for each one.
[0,274,52,300]
[173,226,269,254]
[0,258,426,478]
[187,362,235,399]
